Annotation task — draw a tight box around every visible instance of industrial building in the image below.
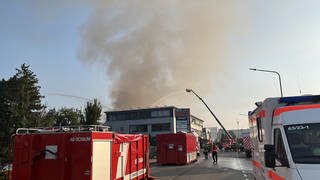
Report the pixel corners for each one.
[104,106,204,138]
[208,127,218,141]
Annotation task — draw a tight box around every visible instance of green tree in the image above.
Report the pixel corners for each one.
[54,107,84,126]
[0,64,45,163]
[9,63,45,127]
[40,108,57,127]
[82,99,102,125]
[0,79,11,163]
[228,131,236,139]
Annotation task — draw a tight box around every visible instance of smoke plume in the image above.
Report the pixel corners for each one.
[79,0,243,109]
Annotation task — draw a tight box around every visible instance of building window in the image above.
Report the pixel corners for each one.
[107,113,126,121]
[129,124,148,133]
[151,110,171,117]
[138,111,150,119]
[120,127,126,133]
[130,112,138,119]
[151,123,171,132]
[108,114,116,121]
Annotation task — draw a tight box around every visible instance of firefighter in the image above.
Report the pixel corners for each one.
[212,143,218,164]
[203,142,211,159]
[203,145,208,159]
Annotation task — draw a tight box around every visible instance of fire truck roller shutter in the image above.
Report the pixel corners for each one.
[92,141,112,180]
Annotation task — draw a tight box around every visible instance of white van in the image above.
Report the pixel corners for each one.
[249,95,320,180]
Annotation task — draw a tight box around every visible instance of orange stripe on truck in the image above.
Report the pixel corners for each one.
[252,160,262,168]
[258,110,266,118]
[268,170,285,180]
[274,104,320,116]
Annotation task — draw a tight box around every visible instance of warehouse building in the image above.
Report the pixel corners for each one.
[104,106,204,138]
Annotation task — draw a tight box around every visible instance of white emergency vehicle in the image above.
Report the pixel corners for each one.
[249,95,320,180]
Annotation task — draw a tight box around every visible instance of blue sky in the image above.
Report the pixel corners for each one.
[2,1,320,129]
[0,1,111,109]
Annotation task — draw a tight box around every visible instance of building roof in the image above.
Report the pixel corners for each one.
[104,106,178,114]
[190,115,204,122]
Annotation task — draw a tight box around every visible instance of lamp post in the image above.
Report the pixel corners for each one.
[239,113,248,117]
[186,89,233,139]
[249,68,283,97]
[237,120,239,152]
[237,121,239,139]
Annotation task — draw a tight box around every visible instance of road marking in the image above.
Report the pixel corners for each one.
[236,152,244,170]
[243,174,248,177]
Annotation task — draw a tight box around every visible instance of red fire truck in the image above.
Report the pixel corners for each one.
[156,133,197,165]
[242,136,252,158]
[9,126,155,180]
[221,138,234,151]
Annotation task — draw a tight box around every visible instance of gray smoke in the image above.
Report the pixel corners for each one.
[79,0,244,109]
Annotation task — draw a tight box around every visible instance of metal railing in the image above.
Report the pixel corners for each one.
[16,125,110,134]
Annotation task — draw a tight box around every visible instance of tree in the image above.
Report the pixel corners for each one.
[0,79,11,163]
[9,63,45,127]
[39,107,85,127]
[0,64,45,163]
[54,107,84,126]
[40,108,57,127]
[82,99,102,125]
[228,131,236,139]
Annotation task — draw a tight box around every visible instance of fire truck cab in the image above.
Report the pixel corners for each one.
[249,95,320,180]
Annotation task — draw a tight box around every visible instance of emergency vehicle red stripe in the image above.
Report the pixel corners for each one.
[268,170,285,180]
[258,110,266,118]
[243,137,252,149]
[274,104,320,116]
[92,132,113,140]
[252,160,261,168]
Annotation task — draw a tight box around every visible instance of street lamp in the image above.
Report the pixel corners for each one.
[249,68,283,97]
[186,89,233,139]
[237,121,239,138]
[237,120,240,152]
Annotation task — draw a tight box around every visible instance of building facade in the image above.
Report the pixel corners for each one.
[190,115,204,138]
[104,106,204,138]
[208,127,218,141]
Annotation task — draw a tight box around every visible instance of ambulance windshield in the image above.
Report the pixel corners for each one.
[285,123,320,164]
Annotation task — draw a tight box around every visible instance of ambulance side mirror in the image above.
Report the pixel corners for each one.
[264,144,275,168]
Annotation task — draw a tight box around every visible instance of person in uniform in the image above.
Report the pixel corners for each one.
[212,143,218,164]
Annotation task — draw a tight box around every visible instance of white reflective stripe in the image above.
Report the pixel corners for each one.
[187,151,197,163]
[123,168,147,180]
[116,143,129,179]
[92,139,112,142]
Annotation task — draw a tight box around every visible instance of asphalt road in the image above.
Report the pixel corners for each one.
[150,151,254,180]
